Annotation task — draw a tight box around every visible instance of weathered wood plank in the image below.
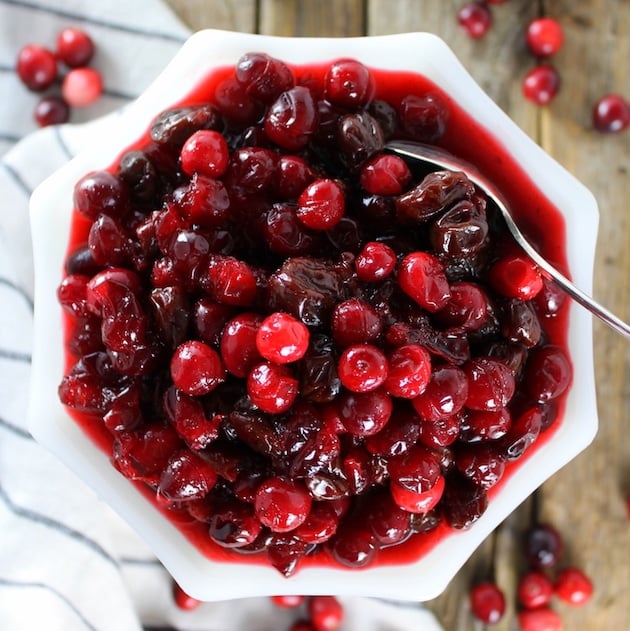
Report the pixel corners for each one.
[536,1,630,630]
[166,0,257,33]
[258,0,366,36]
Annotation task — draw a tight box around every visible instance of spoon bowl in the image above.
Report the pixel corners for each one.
[386,140,630,339]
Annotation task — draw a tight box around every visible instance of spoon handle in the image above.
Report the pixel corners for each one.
[386,140,630,339]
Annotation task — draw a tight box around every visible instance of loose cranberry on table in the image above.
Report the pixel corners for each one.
[457,2,493,39]
[518,570,554,609]
[517,607,563,631]
[469,581,506,624]
[592,94,630,133]
[308,595,344,631]
[522,523,564,569]
[16,44,58,91]
[56,27,95,67]
[526,17,564,58]
[522,64,561,106]
[554,567,594,606]
[62,67,103,107]
[34,96,70,127]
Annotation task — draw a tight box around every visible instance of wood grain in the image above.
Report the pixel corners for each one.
[162,2,630,628]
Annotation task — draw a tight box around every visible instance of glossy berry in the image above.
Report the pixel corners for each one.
[331,298,383,346]
[523,64,560,105]
[554,567,593,606]
[325,58,372,108]
[360,154,412,195]
[398,251,451,312]
[73,171,128,220]
[412,365,469,421]
[457,2,493,40]
[247,361,299,414]
[34,96,70,127]
[62,67,103,107]
[297,179,345,230]
[16,44,57,91]
[235,52,294,104]
[523,345,571,403]
[354,241,397,282]
[489,254,543,300]
[469,582,506,624]
[170,340,225,396]
[391,474,445,513]
[180,129,229,178]
[254,477,312,532]
[464,357,515,411]
[523,523,564,569]
[308,595,344,631]
[337,388,393,436]
[526,18,564,58]
[264,85,318,150]
[518,570,554,609]
[256,312,310,364]
[172,581,202,610]
[384,344,432,399]
[56,27,95,67]
[271,594,305,608]
[337,344,388,393]
[518,607,563,631]
[592,94,630,133]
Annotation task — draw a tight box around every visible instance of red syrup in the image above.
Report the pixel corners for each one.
[60,59,571,575]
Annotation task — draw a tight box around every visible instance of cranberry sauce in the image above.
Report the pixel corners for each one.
[58,54,572,577]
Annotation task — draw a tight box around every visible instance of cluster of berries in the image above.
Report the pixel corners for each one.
[15,26,103,127]
[456,2,630,133]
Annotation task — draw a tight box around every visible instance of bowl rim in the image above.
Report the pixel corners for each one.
[28,28,599,602]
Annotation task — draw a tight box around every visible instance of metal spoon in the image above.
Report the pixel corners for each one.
[386,139,630,339]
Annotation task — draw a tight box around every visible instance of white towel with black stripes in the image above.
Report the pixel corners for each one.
[0,1,445,630]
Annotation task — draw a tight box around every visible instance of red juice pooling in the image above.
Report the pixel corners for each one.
[58,54,572,576]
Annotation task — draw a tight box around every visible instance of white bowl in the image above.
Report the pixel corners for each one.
[29,29,599,602]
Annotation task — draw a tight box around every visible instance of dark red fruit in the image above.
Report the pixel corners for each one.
[180,129,229,178]
[331,298,383,346]
[170,340,225,396]
[337,344,388,393]
[457,3,493,39]
[297,179,345,230]
[354,241,397,282]
[256,311,310,364]
[518,570,554,609]
[254,477,312,532]
[235,52,294,103]
[526,17,564,58]
[554,567,593,606]
[489,254,543,300]
[518,608,563,631]
[384,344,432,399]
[16,44,57,91]
[398,251,451,312]
[523,523,564,569]
[34,96,70,127]
[265,86,318,150]
[469,582,506,624]
[523,65,561,105]
[325,58,372,108]
[247,361,299,414]
[337,388,393,436]
[308,595,344,631]
[360,154,412,195]
[592,93,630,133]
[56,27,95,67]
[464,357,515,411]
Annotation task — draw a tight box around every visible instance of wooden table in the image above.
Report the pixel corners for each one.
[166,2,630,629]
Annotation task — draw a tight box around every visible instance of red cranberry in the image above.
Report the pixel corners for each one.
[208,498,262,548]
[220,313,263,378]
[172,581,202,610]
[526,17,564,57]
[469,582,506,624]
[523,64,560,105]
[247,361,299,414]
[554,567,593,606]
[325,58,372,108]
[275,155,316,199]
[523,523,564,569]
[204,256,257,307]
[384,344,432,399]
[418,413,461,448]
[337,344,388,393]
[360,154,412,195]
[457,2,493,39]
[399,93,449,143]
[295,502,340,544]
[328,523,377,568]
[170,340,225,396]
[337,388,393,436]
[308,595,344,631]
[235,52,294,104]
[264,86,318,150]
[74,170,129,220]
[163,386,219,450]
[331,298,383,346]
[489,254,543,300]
[518,608,563,631]
[354,241,397,282]
[256,312,310,364]
[16,44,57,91]
[56,27,95,67]
[455,443,505,489]
[296,179,345,230]
[412,365,469,421]
[62,67,103,107]
[180,130,229,178]
[391,474,445,513]
[437,282,489,331]
[464,357,515,411]
[398,251,451,312]
[592,93,630,133]
[459,407,511,442]
[523,345,571,403]
[157,449,218,503]
[271,594,305,608]
[34,96,70,127]
[518,570,554,609]
[254,477,312,532]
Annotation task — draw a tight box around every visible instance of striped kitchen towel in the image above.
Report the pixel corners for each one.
[0,1,446,629]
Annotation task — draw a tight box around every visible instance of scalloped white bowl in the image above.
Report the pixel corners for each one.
[29,29,599,602]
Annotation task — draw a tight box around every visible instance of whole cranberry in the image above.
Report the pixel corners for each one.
[56,27,95,67]
[469,581,506,624]
[526,17,564,57]
[34,96,70,127]
[523,64,561,105]
[554,567,594,606]
[518,607,563,631]
[592,94,630,133]
[16,44,57,91]
[308,595,344,631]
[62,67,103,107]
[457,2,493,39]
[518,570,554,609]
